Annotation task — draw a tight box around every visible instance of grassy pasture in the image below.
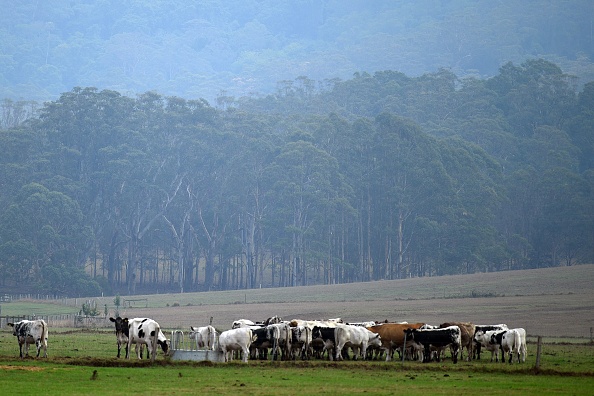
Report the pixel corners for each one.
[0,328,593,395]
[1,265,593,394]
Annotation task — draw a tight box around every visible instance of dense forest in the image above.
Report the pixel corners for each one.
[0,59,592,297]
[1,1,594,103]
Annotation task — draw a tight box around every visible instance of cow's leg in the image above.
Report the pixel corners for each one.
[126,338,132,359]
[423,345,430,363]
[36,338,42,357]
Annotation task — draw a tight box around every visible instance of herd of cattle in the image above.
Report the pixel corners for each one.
[6,316,528,365]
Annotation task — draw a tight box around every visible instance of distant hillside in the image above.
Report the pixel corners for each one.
[1,1,593,102]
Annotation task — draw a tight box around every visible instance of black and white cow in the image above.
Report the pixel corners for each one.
[126,318,168,360]
[8,319,48,358]
[267,322,292,361]
[109,316,130,358]
[290,325,312,360]
[405,325,461,363]
[249,327,272,360]
[490,328,527,364]
[474,329,507,362]
[263,315,283,326]
[473,324,508,360]
[189,325,218,351]
[312,326,337,360]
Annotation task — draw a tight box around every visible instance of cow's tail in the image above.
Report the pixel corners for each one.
[285,325,291,359]
[304,327,311,360]
[334,326,344,361]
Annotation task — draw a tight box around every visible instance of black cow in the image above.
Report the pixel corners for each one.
[312,326,337,360]
[405,325,461,364]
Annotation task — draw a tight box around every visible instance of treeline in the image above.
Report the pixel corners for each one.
[0,59,592,297]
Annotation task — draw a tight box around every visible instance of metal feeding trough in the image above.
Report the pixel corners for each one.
[169,330,225,362]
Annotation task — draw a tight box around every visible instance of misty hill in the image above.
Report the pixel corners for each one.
[1,1,593,103]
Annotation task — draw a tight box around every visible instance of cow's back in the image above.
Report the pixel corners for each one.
[366,323,424,346]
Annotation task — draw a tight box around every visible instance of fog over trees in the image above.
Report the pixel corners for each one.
[1,1,593,102]
[0,2,592,297]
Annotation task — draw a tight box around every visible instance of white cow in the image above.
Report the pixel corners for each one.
[232,319,257,329]
[189,325,218,350]
[335,324,381,360]
[495,328,527,364]
[218,327,255,362]
[8,319,48,358]
[289,319,342,330]
[126,318,168,360]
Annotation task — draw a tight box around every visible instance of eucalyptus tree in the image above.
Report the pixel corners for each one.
[530,167,593,267]
[0,126,43,209]
[311,113,359,283]
[486,59,577,137]
[438,137,504,274]
[569,81,594,172]
[158,96,218,292]
[265,134,348,286]
[217,110,283,289]
[369,114,453,279]
[0,183,95,295]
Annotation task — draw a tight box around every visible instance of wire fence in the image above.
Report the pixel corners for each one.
[0,314,113,329]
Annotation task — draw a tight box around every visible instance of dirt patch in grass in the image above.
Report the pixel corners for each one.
[0,365,45,371]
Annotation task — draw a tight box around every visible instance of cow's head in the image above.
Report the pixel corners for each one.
[404,328,416,340]
[109,316,129,335]
[7,322,18,337]
[7,321,27,338]
[474,330,485,343]
[158,339,169,354]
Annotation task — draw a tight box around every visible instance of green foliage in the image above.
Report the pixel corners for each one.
[0,59,592,295]
[81,299,99,316]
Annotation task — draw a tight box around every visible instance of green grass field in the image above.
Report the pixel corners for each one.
[0,328,592,395]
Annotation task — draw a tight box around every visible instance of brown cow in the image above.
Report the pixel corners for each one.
[366,323,425,361]
[439,322,475,362]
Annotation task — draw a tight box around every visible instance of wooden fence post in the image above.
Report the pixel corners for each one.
[534,336,542,370]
